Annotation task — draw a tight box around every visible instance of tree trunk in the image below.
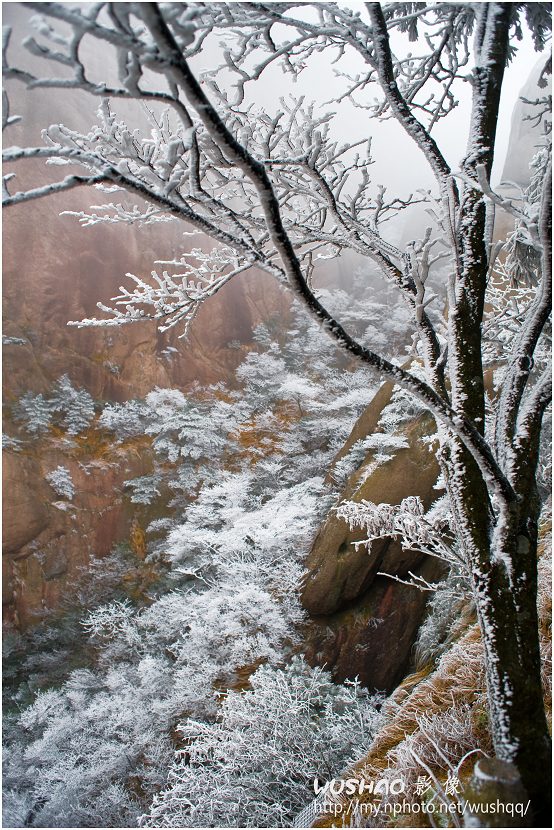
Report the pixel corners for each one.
[472,509,551,825]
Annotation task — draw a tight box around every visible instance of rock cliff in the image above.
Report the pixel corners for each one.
[2,432,157,628]
[302,384,444,693]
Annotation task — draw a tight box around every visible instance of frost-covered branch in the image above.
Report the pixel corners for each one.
[366,2,455,195]
[336,496,466,573]
[2,171,107,206]
[375,570,440,592]
[69,248,253,338]
[494,153,552,468]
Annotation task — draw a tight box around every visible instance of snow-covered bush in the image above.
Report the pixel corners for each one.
[51,374,95,434]
[16,377,95,437]
[16,392,53,435]
[143,659,382,829]
[413,575,474,669]
[4,660,176,828]
[2,433,23,451]
[124,474,163,505]
[45,465,75,499]
[99,399,150,441]
[3,286,409,828]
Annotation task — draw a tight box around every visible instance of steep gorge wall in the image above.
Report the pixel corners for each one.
[3,438,154,628]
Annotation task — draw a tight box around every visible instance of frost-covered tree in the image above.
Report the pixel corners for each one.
[45,464,75,499]
[51,374,95,435]
[15,392,54,435]
[143,658,381,828]
[3,2,552,821]
[16,375,95,437]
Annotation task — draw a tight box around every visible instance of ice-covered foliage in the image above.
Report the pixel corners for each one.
[337,495,464,586]
[98,301,380,524]
[2,433,24,451]
[4,579,303,826]
[377,382,429,434]
[123,473,163,505]
[3,659,173,828]
[99,399,150,441]
[143,659,382,829]
[16,392,53,435]
[51,374,95,435]
[163,472,330,587]
[45,465,75,500]
[16,376,95,437]
[81,582,296,703]
[76,246,252,339]
[2,335,27,345]
[3,304,383,827]
[414,574,475,668]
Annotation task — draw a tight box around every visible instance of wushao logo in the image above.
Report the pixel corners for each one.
[313,776,405,797]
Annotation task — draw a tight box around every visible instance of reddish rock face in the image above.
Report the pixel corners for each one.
[301,390,444,693]
[2,439,157,629]
[3,453,50,557]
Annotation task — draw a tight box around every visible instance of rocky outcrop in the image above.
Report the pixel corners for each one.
[501,55,551,188]
[302,387,444,693]
[2,436,157,629]
[3,453,49,555]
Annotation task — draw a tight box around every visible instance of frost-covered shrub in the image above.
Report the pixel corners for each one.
[52,374,95,434]
[5,660,177,828]
[414,574,474,669]
[143,658,382,829]
[377,383,428,433]
[16,377,95,437]
[3,297,410,829]
[16,392,54,435]
[46,465,75,499]
[124,473,163,505]
[2,433,23,451]
[330,438,374,486]
[373,704,482,817]
[2,335,27,345]
[99,399,150,441]
[82,583,297,718]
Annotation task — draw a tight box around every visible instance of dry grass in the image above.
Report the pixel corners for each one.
[312,623,487,828]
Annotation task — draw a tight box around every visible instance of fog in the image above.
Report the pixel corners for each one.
[188,3,543,191]
[4,2,548,262]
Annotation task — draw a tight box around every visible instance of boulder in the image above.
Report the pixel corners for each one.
[302,384,444,692]
[302,410,440,616]
[303,556,445,693]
